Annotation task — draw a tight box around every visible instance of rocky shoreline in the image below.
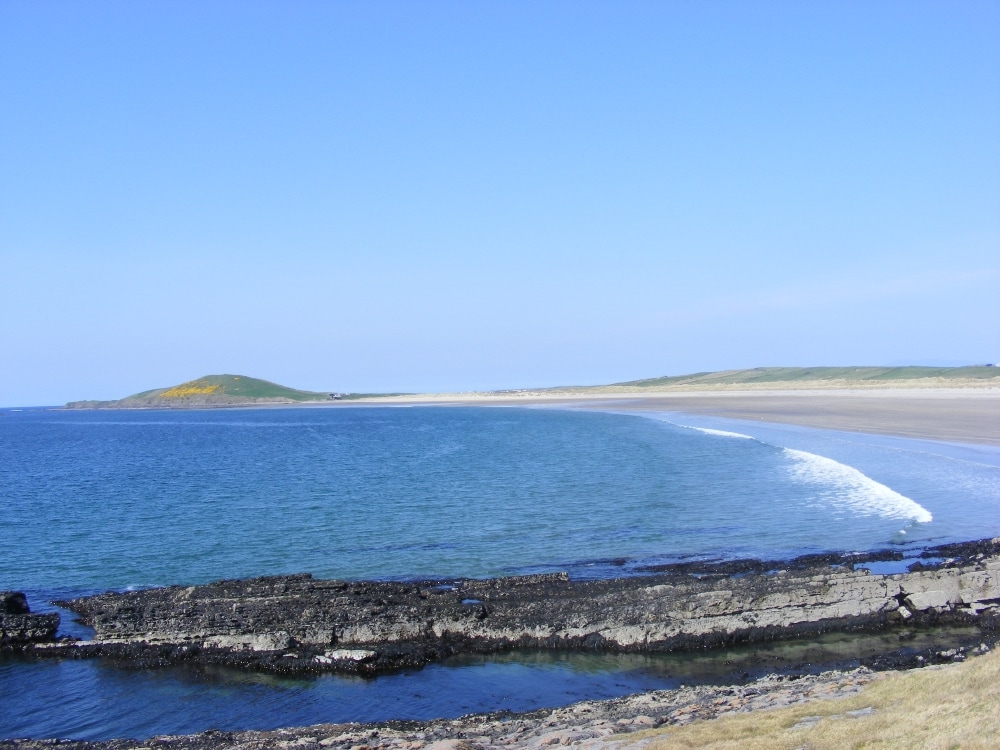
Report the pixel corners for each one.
[10,539,999,675]
[3,538,1000,747]
[0,592,58,648]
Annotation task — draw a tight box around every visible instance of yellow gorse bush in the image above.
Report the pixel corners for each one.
[160,381,222,398]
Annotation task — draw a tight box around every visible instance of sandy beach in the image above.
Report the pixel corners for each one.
[358,388,1000,446]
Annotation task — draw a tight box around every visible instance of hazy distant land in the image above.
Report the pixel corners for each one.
[567,364,1000,392]
[65,365,1000,410]
[61,366,1000,446]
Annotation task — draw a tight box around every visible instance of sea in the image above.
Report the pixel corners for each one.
[2,404,999,740]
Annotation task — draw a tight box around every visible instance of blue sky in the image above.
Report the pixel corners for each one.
[2,1,998,405]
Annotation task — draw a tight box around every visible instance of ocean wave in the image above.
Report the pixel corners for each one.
[660,420,755,440]
[783,448,933,523]
[653,414,934,524]
[688,426,755,440]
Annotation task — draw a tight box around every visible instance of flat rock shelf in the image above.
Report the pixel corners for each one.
[4,539,1000,749]
[5,539,998,674]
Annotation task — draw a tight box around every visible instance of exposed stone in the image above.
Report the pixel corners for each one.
[2,592,30,614]
[325,649,378,662]
[0,592,59,649]
[904,590,953,611]
[45,539,1000,674]
[791,714,823,729]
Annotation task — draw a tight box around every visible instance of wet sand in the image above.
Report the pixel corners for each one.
[360,389,1000,446]
[571,390,1000,446]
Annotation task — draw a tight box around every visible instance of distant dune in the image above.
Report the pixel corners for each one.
[604,365,1000,390]
[518,365,1000,396]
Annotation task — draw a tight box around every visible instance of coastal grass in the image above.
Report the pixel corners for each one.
[620,650,1000,749]
[612,366,1000,390]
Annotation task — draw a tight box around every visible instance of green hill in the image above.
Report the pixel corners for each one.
[134,374,326,401]
[66,374,346,409]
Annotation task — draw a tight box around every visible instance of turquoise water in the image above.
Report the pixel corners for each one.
[2,405,999,739]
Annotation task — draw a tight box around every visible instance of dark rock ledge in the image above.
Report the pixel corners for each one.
[0,592,58,649]
[11,538,1000,676]
[4,540,1000,749]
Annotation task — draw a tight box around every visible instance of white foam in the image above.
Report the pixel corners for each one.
[691,426,755,440]
[661,421,755,440]
[784,448,933,523]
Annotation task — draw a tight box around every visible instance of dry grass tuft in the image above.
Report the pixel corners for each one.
[620,650,1000,749]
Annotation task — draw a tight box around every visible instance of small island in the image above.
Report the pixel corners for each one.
[63,374,344,409]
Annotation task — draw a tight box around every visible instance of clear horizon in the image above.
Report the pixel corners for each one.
[3,2,998,407]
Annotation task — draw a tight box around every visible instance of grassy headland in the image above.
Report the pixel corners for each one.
[65,374,350,408]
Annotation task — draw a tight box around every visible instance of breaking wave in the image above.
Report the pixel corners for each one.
[784,448,933,523]
[687,426,755,440]
[660,420,755,440]
[657,416,934,525]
